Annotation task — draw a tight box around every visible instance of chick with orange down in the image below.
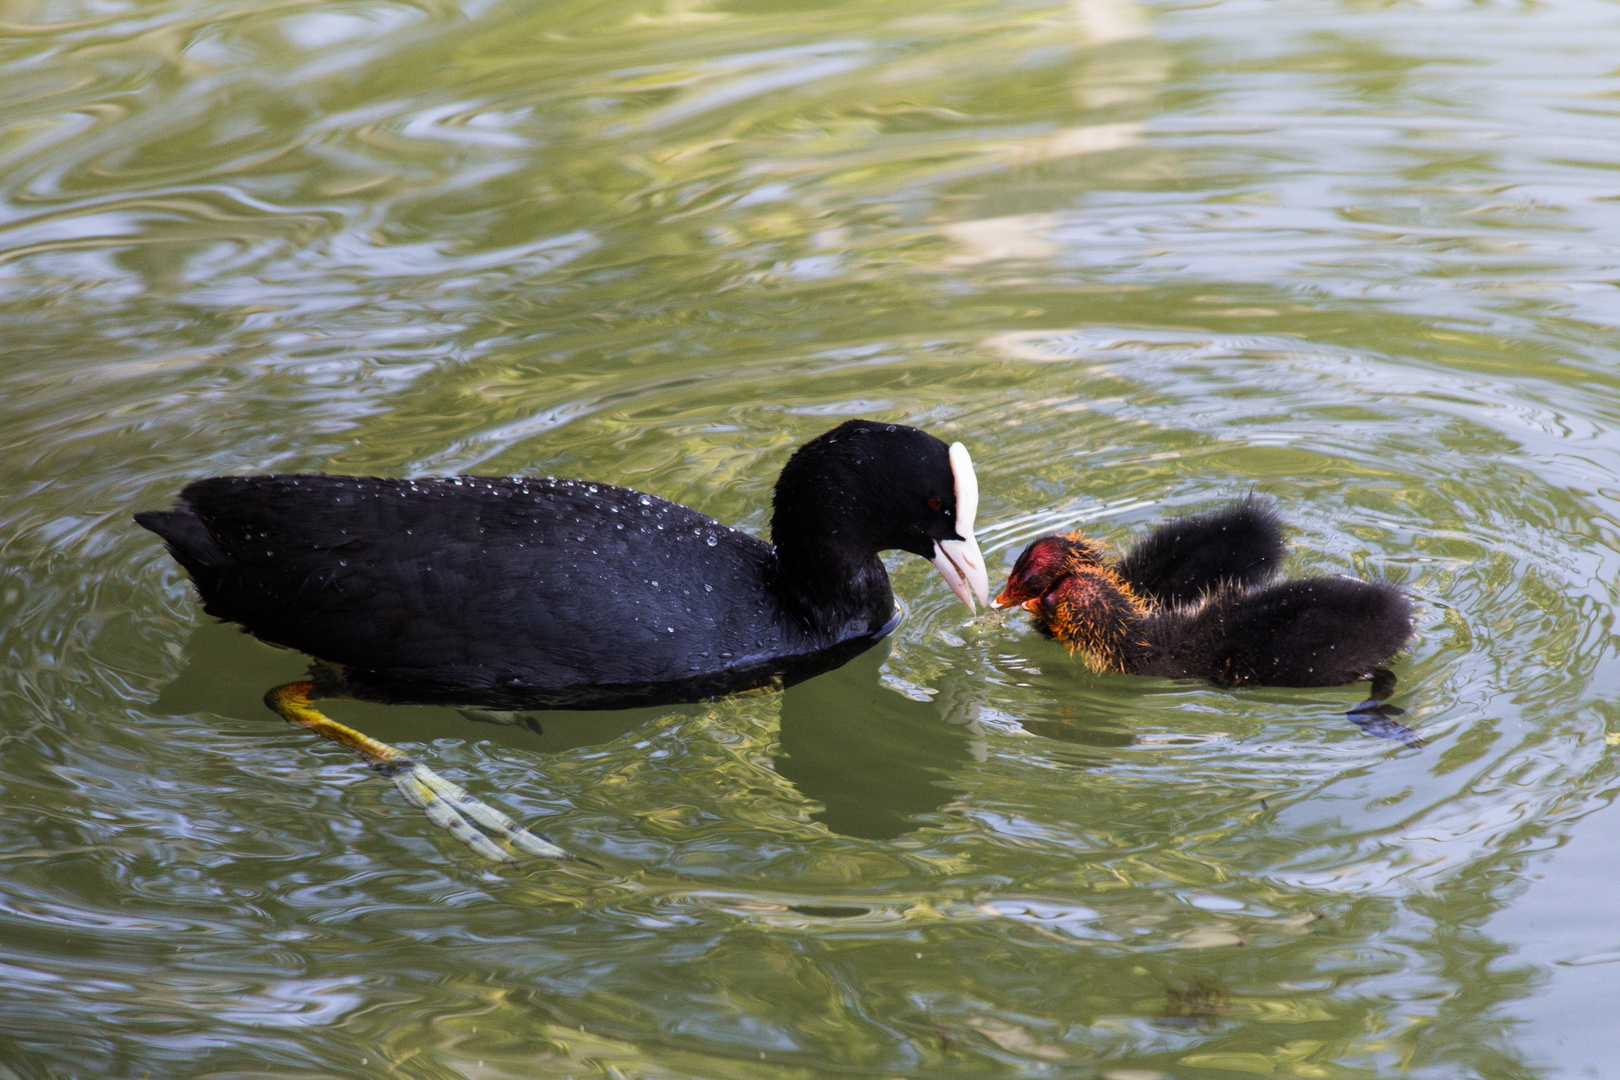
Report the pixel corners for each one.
[995,501,1413,714]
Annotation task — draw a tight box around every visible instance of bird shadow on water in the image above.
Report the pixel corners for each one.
[150,619,1052,849]
[775,643,976,841]
[773,635,1187,841]
[146,620,694,756]
[148,621,996,849]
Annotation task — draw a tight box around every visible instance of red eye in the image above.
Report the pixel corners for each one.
[927,496,943,511]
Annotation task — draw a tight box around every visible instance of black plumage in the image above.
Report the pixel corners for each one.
[1124,576,1412,689]
[1114,499,1284,606]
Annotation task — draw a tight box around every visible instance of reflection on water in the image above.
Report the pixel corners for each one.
[778,643,975,839]
[5,0,1620,1073]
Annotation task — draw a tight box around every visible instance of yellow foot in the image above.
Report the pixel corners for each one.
[263,682,571,863]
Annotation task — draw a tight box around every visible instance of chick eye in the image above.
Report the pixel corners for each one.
[927,496,943,511]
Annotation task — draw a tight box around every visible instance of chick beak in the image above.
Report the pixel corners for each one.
[931,442,991,611]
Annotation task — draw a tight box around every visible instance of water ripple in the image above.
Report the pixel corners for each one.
[5,0,1620,1074]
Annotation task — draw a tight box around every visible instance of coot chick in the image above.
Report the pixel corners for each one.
[137,419,991,860]
[995,499,1285,611]
[995,514,1413,715]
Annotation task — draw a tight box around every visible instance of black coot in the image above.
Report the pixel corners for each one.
[137,419,991,860]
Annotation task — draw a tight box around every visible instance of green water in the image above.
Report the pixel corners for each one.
[5,0,1620,1075]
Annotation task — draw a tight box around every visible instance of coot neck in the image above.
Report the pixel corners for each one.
[768,532,895,640]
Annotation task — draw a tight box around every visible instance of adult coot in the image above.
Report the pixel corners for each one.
[138,419,990,859]
[995,503,1414,719]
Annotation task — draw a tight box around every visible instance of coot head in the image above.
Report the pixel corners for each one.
[993,533,1103,609]
[771,420,990,612]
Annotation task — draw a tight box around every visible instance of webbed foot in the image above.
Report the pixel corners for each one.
[1345,669,1422,746]
[265,682,573,862]
[1347,709,1425,748]
[380,758,570,862]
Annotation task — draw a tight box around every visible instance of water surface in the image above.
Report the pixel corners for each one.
[4,0,1620,1075]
